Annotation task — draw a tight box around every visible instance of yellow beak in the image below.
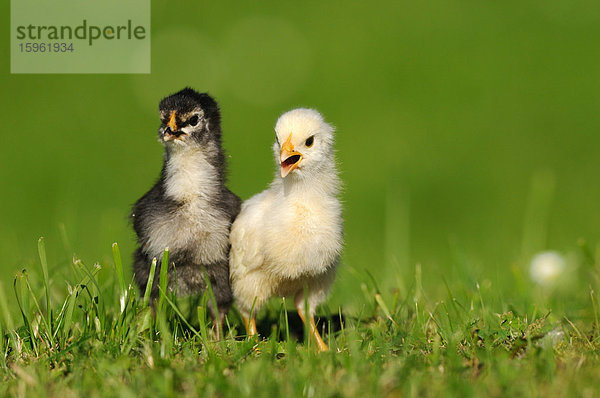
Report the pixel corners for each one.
[167,111,178,132]
[163,111,178,141]
[280,133,303,178]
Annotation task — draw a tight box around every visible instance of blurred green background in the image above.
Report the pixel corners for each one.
[1,1,599,312]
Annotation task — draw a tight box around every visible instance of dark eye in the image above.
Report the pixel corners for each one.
[305,136,314,147]
[188,115,199,126]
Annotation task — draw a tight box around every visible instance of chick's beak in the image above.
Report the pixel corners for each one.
[163,111,178,141]
[280,133,303,178]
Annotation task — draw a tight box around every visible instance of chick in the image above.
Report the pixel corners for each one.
[131,88,241,335]
[229,108,343,351]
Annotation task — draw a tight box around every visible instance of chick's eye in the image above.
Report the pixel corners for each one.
[188,115,199,126]
[305,136,314,147]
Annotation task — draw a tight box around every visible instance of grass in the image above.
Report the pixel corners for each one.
[0,239,599,397]
[2,1,600,396]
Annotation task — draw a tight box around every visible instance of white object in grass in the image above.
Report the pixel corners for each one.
[529,251,565,286]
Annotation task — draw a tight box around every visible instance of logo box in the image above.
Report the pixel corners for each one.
[11,0,150,74]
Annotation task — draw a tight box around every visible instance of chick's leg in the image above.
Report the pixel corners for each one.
[294,291,328,352]
[214,311,226,341]
[243,316,257,336]
[206,302,227,341]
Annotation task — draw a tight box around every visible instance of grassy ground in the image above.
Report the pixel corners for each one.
[3,2,600,396]
[1,239,599,397]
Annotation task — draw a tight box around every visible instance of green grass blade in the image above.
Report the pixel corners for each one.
[143,258,157,308]
[13,271,36,353]
[0,316,4,369]
[197,302,214,358]
[0,286,9,369]
[197,301,208,336]
[74,260,105,331]
[112,242,127,313]
[591,288,600,341]
[0,284,14,331]
[156,306,172,359]
[303,285,310,349]
[0,283,18,361]
[375,293,399,329]
[338,306,345,345]
[37,237,52,336]
[23,276,55,347]
[157,248,170,316]
[158,286,201,339]
[51,291,73,340]
[442,278,464,326]
[203,271,221,340]
[223,314,233,341]
[282,297,290,342]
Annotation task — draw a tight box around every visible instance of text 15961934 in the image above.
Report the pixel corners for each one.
[18,42,74,53]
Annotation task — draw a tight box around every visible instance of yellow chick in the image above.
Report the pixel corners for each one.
[229,108,343,351]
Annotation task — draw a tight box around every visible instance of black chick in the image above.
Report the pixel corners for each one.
[131,88,241,333]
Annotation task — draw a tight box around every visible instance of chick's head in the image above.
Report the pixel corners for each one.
[158,88,221,149]
[274,108,335,178]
